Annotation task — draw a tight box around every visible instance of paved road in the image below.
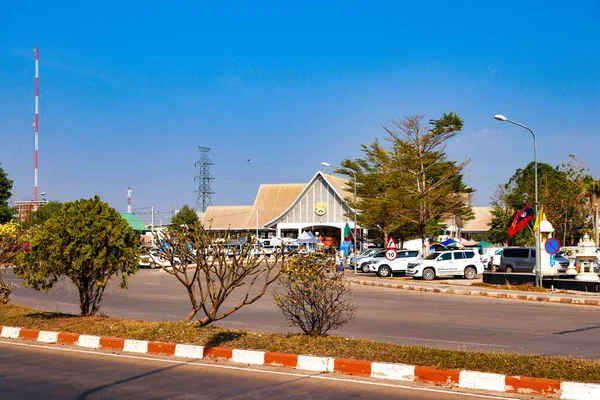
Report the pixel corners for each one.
[6,269,600,358]
[0,341,541,400]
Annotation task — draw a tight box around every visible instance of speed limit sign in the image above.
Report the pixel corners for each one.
[385,249,397,261]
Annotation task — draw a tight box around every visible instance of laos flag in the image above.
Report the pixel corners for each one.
[507,204,534,237]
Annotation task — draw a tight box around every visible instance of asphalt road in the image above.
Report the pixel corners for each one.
[6,269,600,358]
[0,341,541,400]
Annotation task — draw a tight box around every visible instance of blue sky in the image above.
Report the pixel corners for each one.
[1,1,599,225]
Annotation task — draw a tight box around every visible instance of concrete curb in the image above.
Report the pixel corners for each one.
[2,325,599,399]
[349,279,600,306]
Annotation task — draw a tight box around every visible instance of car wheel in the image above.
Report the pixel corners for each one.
[464,266,476,279]
[422,268,435,281]
[505,266,513,273]
[378,265,392,278]
[150,262,157,269]
[361,263,370,273]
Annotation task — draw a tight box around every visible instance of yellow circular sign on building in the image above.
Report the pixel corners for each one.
[314,202,327,216]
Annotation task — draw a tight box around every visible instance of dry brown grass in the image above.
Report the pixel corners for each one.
[2,303,600,383]
[471,281,549,292]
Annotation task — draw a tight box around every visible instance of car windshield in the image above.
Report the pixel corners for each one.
[425,252,441,260]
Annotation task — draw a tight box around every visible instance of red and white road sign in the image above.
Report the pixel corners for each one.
[385,249,397,261]
[386,237,397,249]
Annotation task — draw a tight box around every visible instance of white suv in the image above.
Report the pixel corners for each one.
[406,249,483,280]
[368,249,421,277]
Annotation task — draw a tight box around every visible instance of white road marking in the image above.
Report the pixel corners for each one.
[0,340,521,399]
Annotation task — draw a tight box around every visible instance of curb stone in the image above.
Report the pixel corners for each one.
[348,279,600,307]
[1,325,599,399]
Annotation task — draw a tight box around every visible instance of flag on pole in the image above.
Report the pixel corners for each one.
[343,222,352,241]
[533,206,544,232]
[508,204,534,237]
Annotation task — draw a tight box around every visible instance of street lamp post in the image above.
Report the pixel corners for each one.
[321,162,358,273]
[494,114,541,287]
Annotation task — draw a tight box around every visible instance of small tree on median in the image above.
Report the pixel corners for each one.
[274,253,357,336]
[153,222,281,326]
[14,196,140,316]
[0,222,30,304]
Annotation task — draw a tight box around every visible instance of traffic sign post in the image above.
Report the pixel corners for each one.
[385,249,397,261]
[386,236,397,249]
[545,238,561,255]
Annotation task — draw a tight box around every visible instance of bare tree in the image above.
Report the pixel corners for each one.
[274,253,357,336]
[154,223,282,327]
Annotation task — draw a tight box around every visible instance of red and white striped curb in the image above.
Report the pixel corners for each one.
[2,325,599,399]
[349,279,600,307]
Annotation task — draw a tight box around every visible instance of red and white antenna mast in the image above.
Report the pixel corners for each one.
[33,46,40,210]
[127,186,132,213]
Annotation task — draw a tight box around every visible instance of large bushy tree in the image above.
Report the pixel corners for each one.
[0,164,14,223]
[14,196,140,316]
[489,155,591,246]
[171,204,199,231]
[22,201,63,228]
[341,113,473,254]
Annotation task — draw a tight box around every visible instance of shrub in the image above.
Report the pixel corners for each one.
[274,252,357,336]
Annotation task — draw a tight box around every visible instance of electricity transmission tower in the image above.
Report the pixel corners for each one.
[194,146,214,212]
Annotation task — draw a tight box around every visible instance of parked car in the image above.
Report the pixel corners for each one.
[357,249,387,272]
[139,248,181,269]
[347,247,380,266]
[488,248,503,270]
[368,249,421,277]
[406,249,483,280]
[499,247,570,273]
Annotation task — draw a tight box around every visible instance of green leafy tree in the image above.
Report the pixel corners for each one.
[14,196,140,316]
[489,156,592,246]
[0,222,32,304]
[171,205,199,231]
[0,164,14,223]
[274,253,357,336]
[341,112,473,254]
[22,201,63,228]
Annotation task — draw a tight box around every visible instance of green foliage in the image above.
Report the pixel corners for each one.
[0,222,31,304]
[341,112,473,253]
[22,201,63,228]
[489,155,592,246]
[0,164,14,223]
[170,204,200,231]
[274,253,357,336]
[14,196,140,316]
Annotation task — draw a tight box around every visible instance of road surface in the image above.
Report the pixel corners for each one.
[6,269,600,358]
[0,340,541,400]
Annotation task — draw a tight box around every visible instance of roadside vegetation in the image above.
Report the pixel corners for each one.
[2,303,600,383]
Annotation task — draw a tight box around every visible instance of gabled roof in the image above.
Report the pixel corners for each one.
[119,213,147,231]
[264,171,353,227]
[248,183,305,229]
[201,206,254,230]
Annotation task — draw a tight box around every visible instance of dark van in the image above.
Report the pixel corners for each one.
[499,247,535,272]
[500,247,570,272]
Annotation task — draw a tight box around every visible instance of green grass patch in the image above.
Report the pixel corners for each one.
[2,303,600,383]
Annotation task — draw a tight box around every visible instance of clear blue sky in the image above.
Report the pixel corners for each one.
[1,1,599,225]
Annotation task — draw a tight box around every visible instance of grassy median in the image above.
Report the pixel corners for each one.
[2,303,599,383]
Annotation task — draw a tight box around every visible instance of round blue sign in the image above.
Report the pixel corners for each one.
[545,238,561,255]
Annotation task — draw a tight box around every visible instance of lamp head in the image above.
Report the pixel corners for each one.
[320,162,331,167]
[494,114,507,122]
